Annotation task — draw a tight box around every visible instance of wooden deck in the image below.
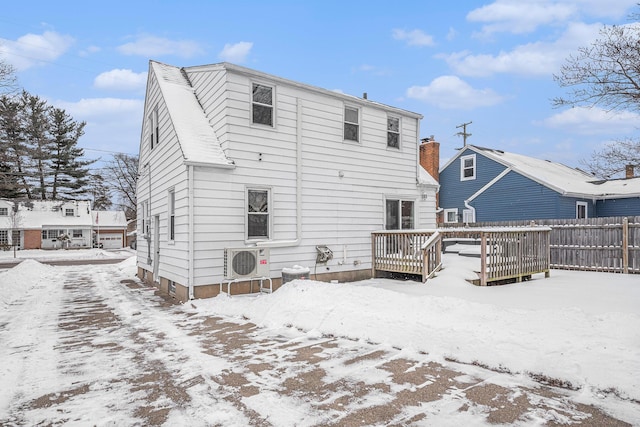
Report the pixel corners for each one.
[371,227,551,286]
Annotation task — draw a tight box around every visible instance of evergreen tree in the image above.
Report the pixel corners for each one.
[49,107,94,199]
[0,95,28,198]
[21,91,53,199]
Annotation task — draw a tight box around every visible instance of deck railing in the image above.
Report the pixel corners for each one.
[371,227,551,285]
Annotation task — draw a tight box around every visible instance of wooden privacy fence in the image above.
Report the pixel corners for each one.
[442,216,640,274]
[371,227,551,285]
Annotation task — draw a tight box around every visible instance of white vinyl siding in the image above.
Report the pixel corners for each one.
[145,63,435,288]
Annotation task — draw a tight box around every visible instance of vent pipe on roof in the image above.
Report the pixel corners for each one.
[363,92,367,99]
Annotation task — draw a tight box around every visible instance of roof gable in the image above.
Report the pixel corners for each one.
[150,61,235,168]
[444,145,640,199]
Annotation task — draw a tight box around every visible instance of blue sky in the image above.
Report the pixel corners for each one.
[1,0,639,170]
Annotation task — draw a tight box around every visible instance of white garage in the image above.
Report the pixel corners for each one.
[96,233,124,249]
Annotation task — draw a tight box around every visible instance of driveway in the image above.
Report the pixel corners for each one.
[0,262,631,426]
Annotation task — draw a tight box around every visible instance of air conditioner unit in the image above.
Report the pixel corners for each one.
[224,247,270,279]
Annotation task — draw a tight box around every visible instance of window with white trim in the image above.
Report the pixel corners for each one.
[247,188,270,240]
[460,154,476,181]
[385,199,414,230]
[344,106,359,142]
[0,230,7,245]
[72,229,83,238]
[576,201,588,219]
[387,116,400,149]
[0,207,7,216]
[168,189,175,241]
[65,208,74,217]
[141,200,149,236]
[149,107,159,149]
[252,83,274,126]
[444,208,459,224]
[42,229,65,240]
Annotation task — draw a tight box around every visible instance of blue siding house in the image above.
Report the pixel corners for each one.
[439,145,640,223]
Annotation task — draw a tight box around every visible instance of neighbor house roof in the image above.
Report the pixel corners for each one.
[0,200,93,229]
[446,145,640,199]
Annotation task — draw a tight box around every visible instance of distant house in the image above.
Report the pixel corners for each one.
[136,60,439,301]
[439,145,640,223]
[0,199,127,250]
[92,210,128,249]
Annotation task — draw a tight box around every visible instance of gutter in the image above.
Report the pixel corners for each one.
[255,97,303,248]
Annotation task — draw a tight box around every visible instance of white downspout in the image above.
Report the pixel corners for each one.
[256,97,303,248]
[188,164,195,299]
[464,199,476,224]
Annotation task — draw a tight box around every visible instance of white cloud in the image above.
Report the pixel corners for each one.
[218,42,253,63]
[441,22,601,77]
[467,0,636,36]
[94,69,147,92]
[540,106,640,135]
[392,29,435,47]
[467,0,576,35]
[406,75,504,109]
[0,31,74,70]
[117,35,203,58]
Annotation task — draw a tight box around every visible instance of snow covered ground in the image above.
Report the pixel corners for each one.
[1,250,639,425]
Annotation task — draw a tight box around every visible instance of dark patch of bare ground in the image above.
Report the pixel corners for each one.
[4,274,633,426]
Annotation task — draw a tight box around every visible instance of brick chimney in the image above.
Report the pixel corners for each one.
[626,164,635,179]
[419,136,440,182]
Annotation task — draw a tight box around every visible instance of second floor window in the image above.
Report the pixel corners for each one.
[0,207,7,216]
[149,107,159,149]
[460,154,476,181]
[252,83,273,126]
[344,106,359,142]
[387,116,400,149]
[65,208,74,217]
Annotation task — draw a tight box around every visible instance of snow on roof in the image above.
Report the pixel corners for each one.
[150,61,235,168]
[469,146,640,198]
[92,210,127,228]
[418,166,439,187]
[0,200,93,229]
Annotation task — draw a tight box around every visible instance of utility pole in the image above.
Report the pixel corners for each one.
[456,121,472,146]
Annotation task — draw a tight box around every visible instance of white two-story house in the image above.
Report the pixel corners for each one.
[136,61,438,301]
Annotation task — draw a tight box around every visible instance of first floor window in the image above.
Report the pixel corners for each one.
[168,189,175,241]
[344,106,359,142]
[576,201,588,219]
[444,208,459,224]
[72,229,83,238]
[0,230,8,245]
[42,229,65,240]
[386,199,414,230]
[387,116,400,149]
[247,188,269,239]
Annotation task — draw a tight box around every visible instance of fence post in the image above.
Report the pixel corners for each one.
[480,232,487,286]
[622,217,629,274]
[371,233,376,278]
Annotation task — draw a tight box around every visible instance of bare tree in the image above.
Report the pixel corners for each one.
[0,56,17,95]
[103,153,138,220]
[553,15,640,178]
